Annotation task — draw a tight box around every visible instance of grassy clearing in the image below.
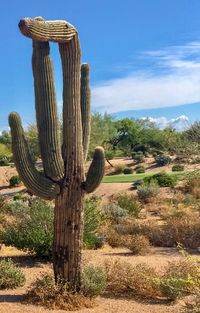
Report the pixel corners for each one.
[102,171,185,183]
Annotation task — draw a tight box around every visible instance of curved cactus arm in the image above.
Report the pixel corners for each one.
[83,147,105,193]
[81,63,91,160]
[18,18,77,43]
[32,39,64,180]
[8,112,60,200]
[59,38,84,178]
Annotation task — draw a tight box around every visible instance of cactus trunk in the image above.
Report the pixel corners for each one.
[9,17,105,290]
[53,188,84,288]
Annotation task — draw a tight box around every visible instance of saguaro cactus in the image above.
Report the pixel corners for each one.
[8,17,105,289]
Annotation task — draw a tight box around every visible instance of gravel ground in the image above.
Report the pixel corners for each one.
[0,245,193,313]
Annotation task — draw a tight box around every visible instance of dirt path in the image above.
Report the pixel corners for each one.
[0,246,191,313]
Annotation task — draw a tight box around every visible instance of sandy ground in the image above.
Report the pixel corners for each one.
[0,245,190,313]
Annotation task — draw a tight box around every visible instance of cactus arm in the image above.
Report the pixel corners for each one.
[84,146,105,193]
[18,18,77,43]
[8,112,60,200]
[80,64,91,160]
[59,37,84,178]
[32,39,64,180]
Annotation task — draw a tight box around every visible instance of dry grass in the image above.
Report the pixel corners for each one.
[24,273,96,311]
[124,234,152,255]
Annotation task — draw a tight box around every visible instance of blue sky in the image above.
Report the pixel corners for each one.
[1,0,200,131]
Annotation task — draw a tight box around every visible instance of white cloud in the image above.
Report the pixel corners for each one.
[92,42,200,113]
[141,115,189,130]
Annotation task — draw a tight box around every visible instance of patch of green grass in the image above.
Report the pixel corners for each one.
[102,171,185,183]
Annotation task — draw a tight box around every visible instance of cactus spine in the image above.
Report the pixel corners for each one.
[9,17,105,289]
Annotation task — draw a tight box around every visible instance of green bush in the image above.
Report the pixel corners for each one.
[135,165,145,174]
[132,152,144,163]
[103,203,128,223]
[137,182,159,203]
[144,172,177,188]
[114,164,126,174]
[0,157,9,166]
[123,167,133,174]
[105,150,115,160]
[155,155,171,166]
[172,164,184,172]
[0,196,105,258]
[82,265,107,297]
[9,175,21,187]
[113,193,141,217]
[0,199,54,259]
[0,258,25,289]
[83,196,105,249]
[160,258,200,300]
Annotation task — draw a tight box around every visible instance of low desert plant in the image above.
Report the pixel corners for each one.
[112,192,141,217]
[160,258,200,300]
[0,199,54,259]
[9,175,21,187]
[106,228,123,248]
[114,164,126,174]
[123,167,133,174]
[81,265,107,297]
[83,196,105,249]
[155,155,171,166]
[104,259,161,298]
[0,258,25,289]
[144,172,177,188]
[0,157,9,166]
[103,203,128,223]
[133,153,145,163]
[135,165,145,173]
[25,273,95,310]
[185,171,200,199]
[172,164,184,172]
[137,181,159,203]
[125,234,151,255]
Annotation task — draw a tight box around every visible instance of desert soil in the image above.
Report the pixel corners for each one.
[0,245,195,313]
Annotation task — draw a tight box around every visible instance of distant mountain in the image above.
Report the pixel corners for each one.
[112,102,200,130]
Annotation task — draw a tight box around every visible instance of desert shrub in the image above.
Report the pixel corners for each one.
[0,258,25,289]
[106,228,123,248]
[160,258,200,300]
[113,192,141,217]
[25,273,95,310]
[104,259,161,298]
[185,171,200,199]
[114,164,126,174]
[123,167,133,174]
[105,150,115,160]
[132,179,143,189]
[0,157,9,166]
[135,165,145,173]
[103,203,128,223]
[172,164,184,172]
[155,155,171,166]
[0,199,54,259]
[9,175,21,187]
[125,234,151,255]
[144,172,177,188]
[134,144,149,154]
[83,196,105,249]
[137,181,159,203]
[0,196,104,258]
[133,153,144,163]
[81,265,107,297]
